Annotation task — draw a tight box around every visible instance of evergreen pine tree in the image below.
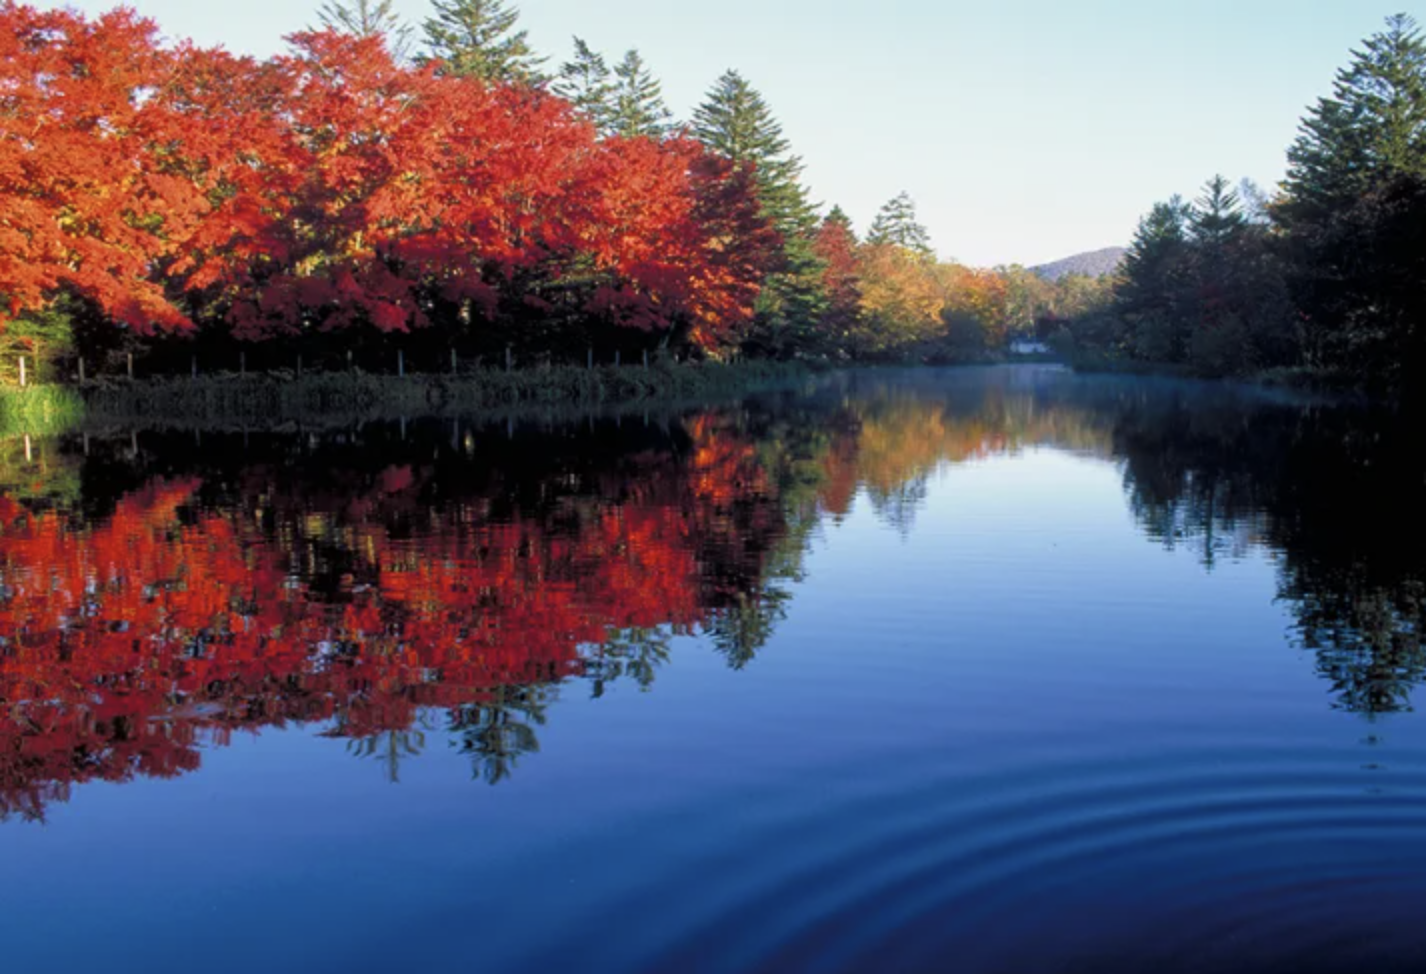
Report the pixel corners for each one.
[1282,13,1426,221]
[1279,15,1426,386]
[1115,196,1194,361]
[1189,175,1246,248]
[692,71,817,236]
[315,0,412,59]
[867,192,934,257]
[420,0,544,83]
[692,71,826,357]
[554,38,614,130]
[1121,197,1191,286]
[608,50,673,139]
[1097,185,1292,376]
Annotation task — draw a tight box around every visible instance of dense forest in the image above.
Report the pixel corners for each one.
[1054,14,1426,394]
[0,0,1107,385]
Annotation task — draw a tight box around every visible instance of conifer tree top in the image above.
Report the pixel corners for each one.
[1124,196,1190,262]
[692,71,794,165]
[1283,13,1426,220]
[421,0,545,83]
[609,49,673,139]
[554,36,614,130]
[1190,175,1246,247]
[692,70,815,235]
[314,0,412,59]
[555,40,673,139]
[868,192,933,257]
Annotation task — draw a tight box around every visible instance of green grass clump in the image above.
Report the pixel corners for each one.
[0,385,85,436]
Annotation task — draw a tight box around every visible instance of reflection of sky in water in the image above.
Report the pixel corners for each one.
[801,449,1318,735]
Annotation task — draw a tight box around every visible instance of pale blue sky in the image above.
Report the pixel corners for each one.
[37,0,1403,265]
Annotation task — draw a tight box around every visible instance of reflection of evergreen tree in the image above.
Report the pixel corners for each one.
[449,685,553,785]
[708,591,789,670]
[587,626,675,696]
[1289,574,1426,715]
[346,727,429,784]
[1108,383,1426,715]
[695,404,832,668]
[1111,392,1282,569]
[867,479,929,535]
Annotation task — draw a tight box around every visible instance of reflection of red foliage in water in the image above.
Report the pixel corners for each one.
[0,419,780,819]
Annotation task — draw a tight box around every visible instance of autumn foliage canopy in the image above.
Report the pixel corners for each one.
[0,3,779,351]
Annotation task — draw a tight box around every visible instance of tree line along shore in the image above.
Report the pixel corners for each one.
[0,0,1104,409]
[2,2,1420,415]
[1051,14,1426,397]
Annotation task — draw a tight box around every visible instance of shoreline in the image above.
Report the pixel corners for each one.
[1060,354,1378,400]
[0,361,812,435]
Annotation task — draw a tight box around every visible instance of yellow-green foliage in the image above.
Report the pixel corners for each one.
[0,386,85,436]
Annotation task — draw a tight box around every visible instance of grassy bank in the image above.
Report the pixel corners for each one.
[0,385,86,437]
[0,360,809,433]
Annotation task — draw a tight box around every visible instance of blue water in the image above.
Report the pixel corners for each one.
[2,367,1425,973]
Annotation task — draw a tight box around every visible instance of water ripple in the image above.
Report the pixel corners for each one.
[518,742,1426,974]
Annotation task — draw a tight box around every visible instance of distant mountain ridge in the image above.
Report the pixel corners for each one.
[1030,247,1126,281]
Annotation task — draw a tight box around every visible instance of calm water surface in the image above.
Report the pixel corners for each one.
[3,366,1426,973]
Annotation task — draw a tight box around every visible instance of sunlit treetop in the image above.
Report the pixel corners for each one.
[419,0,545,84]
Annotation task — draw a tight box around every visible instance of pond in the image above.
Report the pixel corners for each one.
[2,366,1425,973]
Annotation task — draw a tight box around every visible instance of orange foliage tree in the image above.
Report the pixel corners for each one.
[0,3,779,357]
[0,4,201,332]
[855,243,944,357]
[812,209,862,356]
[938,263,1011,352]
